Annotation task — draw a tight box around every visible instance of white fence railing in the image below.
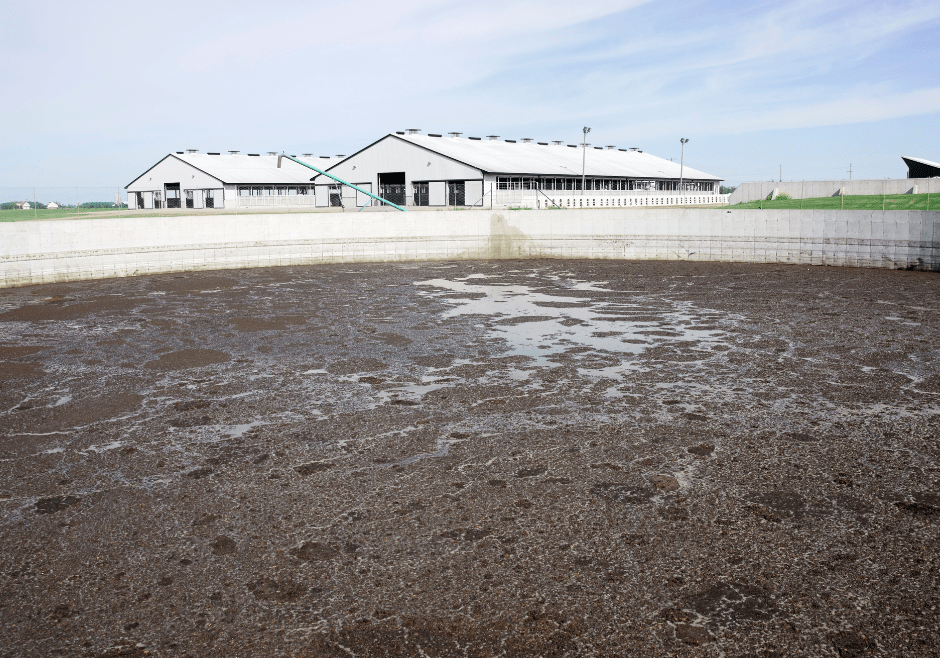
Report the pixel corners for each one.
[236,195,317,208]
[492,193,730,209]
[233,190,730,210]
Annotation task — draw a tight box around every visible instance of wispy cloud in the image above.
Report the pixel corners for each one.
[1,0,939,185]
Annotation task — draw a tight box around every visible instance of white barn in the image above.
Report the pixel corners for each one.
[313,132,724,208]
[125,152,344,210]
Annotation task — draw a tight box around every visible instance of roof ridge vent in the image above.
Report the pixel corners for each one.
[336,155,346,158]
[406,129,421,134]
[228,151,240,154]
[186,149,198,153]
[468,136,481,140]
[248,153,260,156]
[267,151,277,156]
[629,147,639,151]
[448,132,462,138]
[552,141,563,145]
[428,133,442,137]
[606,145,616,150]
[521,138,533,143]
[486,135,499,140]
[505,139,516,143]
[302,153,313,157]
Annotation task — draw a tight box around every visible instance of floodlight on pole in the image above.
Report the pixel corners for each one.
[679,138,689,198]
[581,127,591,194]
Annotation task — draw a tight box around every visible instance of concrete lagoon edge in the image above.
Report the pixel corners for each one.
[1,208,938,288]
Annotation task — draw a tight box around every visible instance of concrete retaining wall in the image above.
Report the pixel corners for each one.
[730,178,940,203]
[1,208,937,288]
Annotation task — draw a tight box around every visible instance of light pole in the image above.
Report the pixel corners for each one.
[581,127,591,194]
[679,138,688,198]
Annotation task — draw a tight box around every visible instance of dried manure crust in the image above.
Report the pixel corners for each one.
[0,260,938,657]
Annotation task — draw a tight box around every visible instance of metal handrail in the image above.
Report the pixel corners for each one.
[277,154,407,212]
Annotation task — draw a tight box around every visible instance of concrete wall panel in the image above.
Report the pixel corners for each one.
[730,177,940,203]
[1,209,937,289]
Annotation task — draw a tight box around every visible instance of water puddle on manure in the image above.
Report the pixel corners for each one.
[416,276,734,371]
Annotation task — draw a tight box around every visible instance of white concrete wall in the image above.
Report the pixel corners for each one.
[731,178,940,203]
[1,209,937,288]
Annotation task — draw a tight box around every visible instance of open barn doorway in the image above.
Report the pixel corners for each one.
[165,183,181,208]
[379,172,406,207]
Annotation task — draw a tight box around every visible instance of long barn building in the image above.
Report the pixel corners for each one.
[316,132,723,208]
[125,133,724,210]
[125,152,345,210]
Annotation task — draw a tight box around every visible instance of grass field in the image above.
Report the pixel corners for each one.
[2,193,938,222]
[0,207,126,222]
[732,192,940,210]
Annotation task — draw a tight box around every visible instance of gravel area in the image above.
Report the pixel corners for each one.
[0,260,938,657]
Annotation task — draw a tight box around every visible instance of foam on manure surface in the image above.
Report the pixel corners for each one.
[0,260,938,656]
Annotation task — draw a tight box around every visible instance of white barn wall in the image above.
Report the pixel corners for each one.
[322,136,482,205]
[127,156,227,209]
[126,157,224,193]
[1,209,937,289]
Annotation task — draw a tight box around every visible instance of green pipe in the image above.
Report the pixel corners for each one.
[277,154,407,212]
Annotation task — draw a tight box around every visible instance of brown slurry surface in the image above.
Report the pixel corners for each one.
[0,260,938,657]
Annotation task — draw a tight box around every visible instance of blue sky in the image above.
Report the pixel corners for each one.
[2,0,939,188]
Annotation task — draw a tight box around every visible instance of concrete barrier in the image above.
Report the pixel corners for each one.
[1,208,937,288]
[730,178,939,203]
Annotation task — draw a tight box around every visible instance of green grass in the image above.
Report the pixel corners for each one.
[732,193,940,211]
[0,207,126,222]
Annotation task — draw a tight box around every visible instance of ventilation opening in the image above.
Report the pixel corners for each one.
[165,183,181,209]
[379,172,406,206]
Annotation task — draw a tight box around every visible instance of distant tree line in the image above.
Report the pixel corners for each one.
[1,201,47,209]
[1,201,128,209]
[720,185,737,195]
[79,201,127,208]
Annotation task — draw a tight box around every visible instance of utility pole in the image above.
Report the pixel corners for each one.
[679,138,689,198]
[848,164,852,180]
[581,127,591,194]
[779,165,782,182]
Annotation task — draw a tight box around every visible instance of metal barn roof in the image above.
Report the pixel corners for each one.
[392,134,721,180]
[902,155,940,168]
[902,156,940,178]
[174,153,345,184]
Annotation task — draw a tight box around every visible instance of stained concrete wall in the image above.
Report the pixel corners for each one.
[1,209,937,288]
[730,178,940,203]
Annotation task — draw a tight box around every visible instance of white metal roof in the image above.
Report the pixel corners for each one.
[902,155,940,169]
[174,153,345,184]
[392,134,721,180]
